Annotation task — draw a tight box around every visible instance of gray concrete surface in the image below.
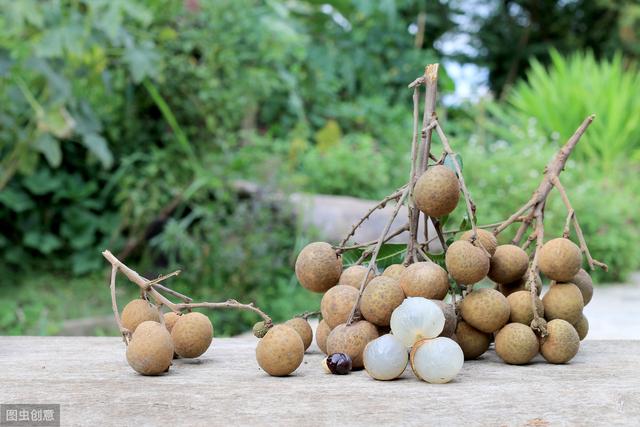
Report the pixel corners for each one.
[1,336,638,426]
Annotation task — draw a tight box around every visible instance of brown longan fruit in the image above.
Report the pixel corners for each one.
[445,240,490,284]
[171,312,213,358]
[163,312,181,333]
[460,229,498,256]
[499,272,542,297]
[488,245,529,284]
[320,285,359,329]
[571,268,594,306]
[285,317,313,351]
[542,283,584,325]
[460,288,510,333]
[414,165,460,217]
[433,300,457,338]
[541,319,580,364]
[574,314,589,341]
[295,242,342,293]
[360,276,405,326]
[454,321,491,360]
[338,265,375,289]
[121,299,160,333]
[507,291,544,326]
[382,263,406,280]
[315,319,331,354]
[495,323,539,365]
[398,261,449,300]
[126,321,174,375]
[256,324,304,376]
[326,321,379,369]
[538,238,582,282]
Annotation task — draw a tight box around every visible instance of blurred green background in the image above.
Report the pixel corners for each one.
[1,0,639,336]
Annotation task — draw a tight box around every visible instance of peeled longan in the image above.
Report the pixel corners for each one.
[571,269,594,306]
[383,264,406,280]
[488,245,529,284]
[171,312,213,358]
[320,285,359,329]
[295,242,342,293]
[360,276,405,326]
[538,238,582,282]
[507,290,544,326]
[126,321,174,375]
[316,319,331,354]
[326,321,379,369]
[454,321,491,360]
[541,319,580,364]
[445,240,490,284]
[574,314,589,341]
[542,283,584,325]
[460,229,498,256]
[121,299,160,333]
[338,265,375,289]
[414,165,460,217]
[163,312,181,333]
[256,325,304,376]
[495,323,539,365]
[399,262,449,300]
[433,300,457,338]
[460,288,510,333]
[285,317,313,351]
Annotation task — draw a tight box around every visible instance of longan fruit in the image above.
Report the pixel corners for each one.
[499,272,542,297]
[445,240,490,284]
[433,300,457,338]
[121,299,160,333]
[326,321,379,369]
[163,312,181,333]
[460,229,498,256]
[542,283,584,325]
[360,276,405,326]
[320,285,359,329]
[488,245,529,284]
[256,325,304,376]
[541,319,580,364]
[460,288,510,333]
[507,290,544,326]
[315,319,331,354]
[398,261,449,300]
[538,238,582,282]
[383,264,406,280]
[126,321,174,375]
[454,321,491,360]
[574,314,589,341]
[285,317,313,351]
[295,242,342,293]
[495,323,539,365]
[338,265,375,289]
[571,268,594,306]
[171,312,213,358]
[414,165,460,217]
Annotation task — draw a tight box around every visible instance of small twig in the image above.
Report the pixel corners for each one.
[296,310,321,320]
[416,245,432,262]
[108,265,130,344]
[335,224,409,252]
[174,300,272,324]
[527,212,547,337]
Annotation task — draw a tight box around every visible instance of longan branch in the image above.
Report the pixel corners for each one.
[174,300,272,325]
[296,310,321,320]
[527,212,547,336]
[108,264,130,344]
[406,85,423,263]
[335,223,409,251]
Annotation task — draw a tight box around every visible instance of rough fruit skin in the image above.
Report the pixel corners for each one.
[126,321,174,375]
[295,242,342,293]
[171,312,213,358]
[488,245,529,284]
[541,319,580,364]
[338,265,374,289]
[495,323,539,365]
[460,229,498,256]
[538,238,582,282]
[433,300,457,338]
[163,312,180,333]
[445,240,490,284]
[460,288,510,333]
[315,320,331,354]
[360,276,405,326]
[382,264,406,280]
[320,285,359,329]
[542,283,584,325]
[285,317,313,351]
[121,299,160,333]
[507,291,544,326]
[454,321,491,360]
[326,321,379,369]
[574,314,589,340]
[571,269,594,306]
[413,165,460,217]
[256,325,304,376]
[499,273,542,297]
[398,262,449,300]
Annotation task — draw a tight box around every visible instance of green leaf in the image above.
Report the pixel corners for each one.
[22,168,62,195]
[82,133,113,168]
[341,244,407,269]
[0,188,35,212]
[123,41,160,83]
[32,133,62,167]
[24,231,63,254]
[315,120,342,153]
[443,153,463,174]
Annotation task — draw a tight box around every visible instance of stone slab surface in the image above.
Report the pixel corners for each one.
[1,337,638,426]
